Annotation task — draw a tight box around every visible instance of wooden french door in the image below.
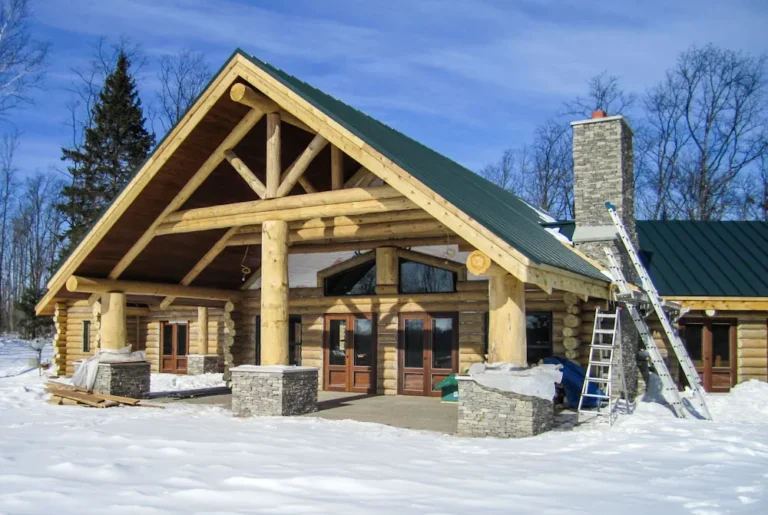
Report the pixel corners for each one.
[161,322,189,374]
[680,321,736,392]
[398,313,458,397]
[324,314,377,393]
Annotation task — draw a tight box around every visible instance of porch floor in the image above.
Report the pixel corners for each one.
[163,390,459,434]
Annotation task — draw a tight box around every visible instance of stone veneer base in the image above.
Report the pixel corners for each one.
[231,365,318,417]
[93,361,151,399]
[457,377,554,438]
[187,354,219,375]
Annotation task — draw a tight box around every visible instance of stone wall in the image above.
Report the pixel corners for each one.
[231,365,318,416]
[93,362,150,399]
[457,378,554,438]
[187,354,219,375]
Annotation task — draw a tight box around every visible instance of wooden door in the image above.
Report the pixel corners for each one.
[324,314,377,393]
[161,322,189,374]
[398,313,458,397]
[681,321,736,392]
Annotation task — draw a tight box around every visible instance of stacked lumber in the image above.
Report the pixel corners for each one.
[45,383,163,409]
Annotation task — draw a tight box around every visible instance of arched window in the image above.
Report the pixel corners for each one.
[399,259,456,294]
[324,259,377,296]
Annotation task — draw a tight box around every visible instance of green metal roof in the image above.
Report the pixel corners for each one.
[636,220,768,297]
[545,219,768,297]
[240,50,606,282]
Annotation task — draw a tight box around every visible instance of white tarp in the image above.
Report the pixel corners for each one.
[72,345,147,391]
[468,362,563,401]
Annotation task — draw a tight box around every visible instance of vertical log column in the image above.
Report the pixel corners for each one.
[198,306,209,354]
[261,111,290,365]
[467,251,527,364]
[375,247,398,295]
[100,292,127,350]
[331,145,344,190]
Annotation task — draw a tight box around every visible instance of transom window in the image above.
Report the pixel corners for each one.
[398,259,456,294]
[323,260,377,296]
[483,311,553,365]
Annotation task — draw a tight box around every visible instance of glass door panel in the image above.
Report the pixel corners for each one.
[353,319,373,367]
[325,315,377,394]
[399,313,457,397]
[431,318,454,370]
[404,319,425,368]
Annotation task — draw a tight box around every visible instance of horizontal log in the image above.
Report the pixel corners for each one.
[229,83,311,132]
[738,357,767,367]
[66,276,244,302]
[289,235,465,254]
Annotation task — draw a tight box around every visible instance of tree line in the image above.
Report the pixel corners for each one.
[0,0,212,336]
[481,45,768,222]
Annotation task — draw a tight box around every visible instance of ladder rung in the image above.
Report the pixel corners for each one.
[582,393,610,399]
[594,329,615,334]
[591,344,615,350]
[589,361,613,366]
[597,313,617,318]
[586,377,609,384]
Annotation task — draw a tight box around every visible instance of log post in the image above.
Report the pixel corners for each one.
[260,220,289,365]
[331,145,343,190]
[375,247,398,295]
[266,113,281,198]
[198,306,209,354]
[467,250,527,364]
[100,292,127,351]
[488,274,526,364]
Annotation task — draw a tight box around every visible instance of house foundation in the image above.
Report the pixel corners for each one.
[93,361,150,399]
[457,377,554,438]
[231,365,318,416]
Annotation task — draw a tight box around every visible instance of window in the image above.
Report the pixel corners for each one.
[483,311,553,365]
[399,259,456,294]
[254,315,302,366]
[324,260,377,296]
[82,320,91,352]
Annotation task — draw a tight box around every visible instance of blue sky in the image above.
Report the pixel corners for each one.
[7,0,768,178]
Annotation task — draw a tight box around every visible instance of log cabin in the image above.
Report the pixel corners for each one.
[37,50,767,398]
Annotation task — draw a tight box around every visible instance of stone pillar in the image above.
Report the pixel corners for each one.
[231,365,318,416]
[457,377,554,438]
[261,220,289,366]
[93,362,151,398]
[488,273,526,364]
[187,306,219,375]
[571,111,638,398]
[101,292,127,350]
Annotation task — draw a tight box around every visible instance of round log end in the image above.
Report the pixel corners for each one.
[230,83,246,102]
[467,250,492,275]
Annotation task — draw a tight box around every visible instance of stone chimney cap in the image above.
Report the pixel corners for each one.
[570,114,634,135]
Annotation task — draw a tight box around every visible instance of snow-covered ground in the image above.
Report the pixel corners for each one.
[1,337,767,514]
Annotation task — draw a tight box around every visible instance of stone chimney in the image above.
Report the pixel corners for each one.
[570,110,636,266]
[571,110,639,399]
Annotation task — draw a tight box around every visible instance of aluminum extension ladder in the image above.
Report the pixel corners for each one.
[604,202,712,420]
[577,308,628,425]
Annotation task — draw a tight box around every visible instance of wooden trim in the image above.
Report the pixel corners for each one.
[232,55,610,299]
[159,226,241,308]
[666,297,768,311]
[316,251,376,287]
[223,149,266,198]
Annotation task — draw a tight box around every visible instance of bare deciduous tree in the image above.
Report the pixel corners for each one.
[0,130,18,330]
[157,49,211,133]
[664,45,768,220]
[480,147,527,196]
[562,70,636,119]
[0,0,48,117]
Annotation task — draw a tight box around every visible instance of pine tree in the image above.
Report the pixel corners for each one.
[58,51,155,258]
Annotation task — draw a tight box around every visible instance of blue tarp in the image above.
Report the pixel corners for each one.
[543,356,599,408]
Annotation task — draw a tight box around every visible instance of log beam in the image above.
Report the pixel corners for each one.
[227,219,447,246]
[223,150,266,198]
[288,235,465,254]
[488,273,526,364]
[101,292,127,351]
[331,145,344,190]
[260,220,289,365]
[240,267,261,291]
[466,250,508,277]
[276,133,327,197]
[344,166,370,188]
[229,83,311,132]
[66,276,243,303]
